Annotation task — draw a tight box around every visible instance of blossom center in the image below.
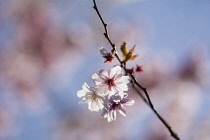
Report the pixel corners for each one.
[106,78,115,90]
[111,102,121,110]
[91,94,98,101]
[103,53,114,63]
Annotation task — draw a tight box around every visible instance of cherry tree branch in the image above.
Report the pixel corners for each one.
[131,82,149,105]
[93,0,122,64]
[92,0,180,140]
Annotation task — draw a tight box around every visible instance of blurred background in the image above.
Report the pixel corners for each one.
[0,0,210,140]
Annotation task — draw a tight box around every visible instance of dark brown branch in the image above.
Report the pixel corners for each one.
[130,75,180,140]
[131,82,149,105]
[92,0,180,140]
[93,1,122,64]
[130,74,154,108]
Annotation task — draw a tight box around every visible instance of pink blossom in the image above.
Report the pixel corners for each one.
[101,95,135,122]
[92,66,130,96]
[135,65,143,73]
[100,47,114,63]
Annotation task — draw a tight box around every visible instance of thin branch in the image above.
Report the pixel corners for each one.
[130,75,180,140]
[130,74,154,108]
[92,0,180,140]
[131,82,149,105]
[93,0,122,64]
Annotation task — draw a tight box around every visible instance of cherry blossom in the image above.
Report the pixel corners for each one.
[100,47,114,63]
[135,65,143,73]
[77,83,104,112]
[101,95,135,122]
[92,66,130,96]
[77,66,134,122]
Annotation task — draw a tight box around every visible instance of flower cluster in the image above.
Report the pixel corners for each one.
[77,66,135,122]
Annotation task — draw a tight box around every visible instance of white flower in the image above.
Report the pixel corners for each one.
[100,47,114,63]
[92,66,130,96]
[77,83,104,112]
[101,95,135,122]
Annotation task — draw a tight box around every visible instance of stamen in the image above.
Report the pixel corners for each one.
[106,78,115,90]
[111,103,121,110]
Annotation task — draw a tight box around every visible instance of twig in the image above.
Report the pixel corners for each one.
[131,82,149,105]
[130,75,154,108]
[130,75,180,140]
[93,0,122,64]
[92,0,180,140]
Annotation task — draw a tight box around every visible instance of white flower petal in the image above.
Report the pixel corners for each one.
[82,83,91,92]
[77,90,86,98]
[91,101,100,112]
[107,114,111,122]
[110,66,122,78]
[93,78,104,85]
[92,73,99,79]
[114,76,130,85]
[110,110,114,121]
[79,98,90,104]
[120,76,130,84]
[85,92,94,99]
[93,70,108,86]
[107,90,115,97]
[115,85,123,92]
[118,108,126,117]
[103,86,110,95]
[111,95,121,102]
[113,110,117,120]
[94,87,105,96]
[100,47,108,56]
[88,101,98,111]
[117,91,126,98]
[114,74,123,82]
[95,85,107,95]
[122,98,135,106]
[98,98,104,109]
[117,83,128,91]
[88,102,92,110]
[99,69,109,78]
